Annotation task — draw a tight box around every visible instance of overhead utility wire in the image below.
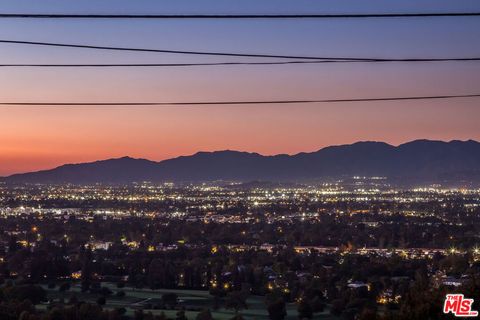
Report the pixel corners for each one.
[1,94,479,107]
[0,12,479,19]
[1,40,480,63]
[0,61,359,67]
[1,57,480,68]
[0,39,381,61]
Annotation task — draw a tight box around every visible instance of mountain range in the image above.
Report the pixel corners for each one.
[2,139,480,185]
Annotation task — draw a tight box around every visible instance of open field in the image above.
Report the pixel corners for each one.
[41,283,340,320]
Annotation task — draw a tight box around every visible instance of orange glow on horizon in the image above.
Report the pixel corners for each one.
[1,101,479,176]
[1,53,479,176]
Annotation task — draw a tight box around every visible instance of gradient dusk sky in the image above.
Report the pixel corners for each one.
[1,0,480,176]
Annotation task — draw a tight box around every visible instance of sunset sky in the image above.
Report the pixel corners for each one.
[1,0,480,176]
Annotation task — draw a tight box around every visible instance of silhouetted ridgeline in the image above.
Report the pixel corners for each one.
[2,140,480,185]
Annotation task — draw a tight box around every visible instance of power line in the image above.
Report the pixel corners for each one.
[1,56,480,68]
[0,39,377,61]
[1,93,479,107]
[0,13,480,19]
[2,39,480,63]
[0,61,352,68]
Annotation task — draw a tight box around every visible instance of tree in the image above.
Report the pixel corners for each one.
[267,299,287,320]
[330,299,345,317]
[68,294,79,305]
[176,309,188,320]
[7,235,20,254]
[80,248,93,292]
[134,309,145,320]
[116,307,127,316]
[297,299,313,319]
[19,311,40,320]
[358,308,377,320]
[59,283,71,292]
[196,309,213,320]
[3,285,46,304]
[78,303,104,320]
[225,291,248,314]
[97,296,106,306]
[44,308,63,320]
[229,315,244,320]
[156,311,168,320]
[162,292,178,308]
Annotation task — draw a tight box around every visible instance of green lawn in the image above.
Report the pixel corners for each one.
[42,283,340,320]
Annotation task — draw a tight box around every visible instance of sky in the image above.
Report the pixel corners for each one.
[1,0,480,175]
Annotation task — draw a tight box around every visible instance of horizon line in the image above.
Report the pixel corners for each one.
[2,138,478,178]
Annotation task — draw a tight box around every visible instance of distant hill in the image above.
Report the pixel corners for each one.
[2,140,480,185]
